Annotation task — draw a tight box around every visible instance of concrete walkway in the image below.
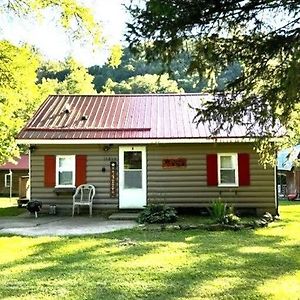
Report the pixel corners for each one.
[0,213,137,236]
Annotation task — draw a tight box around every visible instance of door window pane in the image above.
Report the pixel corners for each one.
[124,170,142,188]
[124,151,142,169]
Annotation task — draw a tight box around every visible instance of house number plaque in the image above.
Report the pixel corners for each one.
[110,161,117,198]
[162,158,187,168]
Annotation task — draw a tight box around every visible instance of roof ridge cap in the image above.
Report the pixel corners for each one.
[47,93,210,97]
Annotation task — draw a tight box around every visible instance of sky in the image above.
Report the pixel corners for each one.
[0,0,130,66]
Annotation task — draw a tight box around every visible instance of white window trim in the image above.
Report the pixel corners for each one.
[55,155,76,187]
[4,173,11,187]
[218,153,239,187]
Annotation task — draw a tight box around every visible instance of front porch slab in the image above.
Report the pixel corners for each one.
[108,212,139,221]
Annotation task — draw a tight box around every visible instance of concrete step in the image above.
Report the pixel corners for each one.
[108,212,139,221]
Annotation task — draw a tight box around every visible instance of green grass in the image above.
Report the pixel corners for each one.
[0,201,300,299]
[0,197,24,216]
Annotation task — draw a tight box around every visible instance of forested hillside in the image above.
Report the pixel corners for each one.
[38,48,242,94]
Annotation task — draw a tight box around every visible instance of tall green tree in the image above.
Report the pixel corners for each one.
[126,1,300,141]
[62,58,96,94]
[38,58,97,95]
[0,0,101,163]
[0,41,40,163]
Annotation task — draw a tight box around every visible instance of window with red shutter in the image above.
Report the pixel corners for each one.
[44,155,87,188]
[207,153,250,187]
[56,155,75,186]
[218,154,238,186]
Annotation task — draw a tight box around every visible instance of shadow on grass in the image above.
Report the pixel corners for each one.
[0,206,300,299]
[94,230,299,300]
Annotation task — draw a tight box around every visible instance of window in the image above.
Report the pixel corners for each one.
[4,173,11,187]
[56,155,75,187]
[123,151,142,189]
[218,154,238,186]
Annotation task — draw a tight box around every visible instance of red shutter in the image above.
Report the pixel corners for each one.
[44,155,56,187]
[238,153,250,186]
[76,155,87,186]
[207,154,218,186]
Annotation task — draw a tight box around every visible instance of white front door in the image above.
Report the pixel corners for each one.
[119,146,147,209]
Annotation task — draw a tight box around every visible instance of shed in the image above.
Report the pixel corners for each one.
[277,145,300,199]
[17,94,277,215]
[0,155,29,197]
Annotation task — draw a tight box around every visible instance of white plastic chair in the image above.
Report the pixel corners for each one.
[72,184,96,217]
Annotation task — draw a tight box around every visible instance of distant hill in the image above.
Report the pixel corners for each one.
[38,48,242,94]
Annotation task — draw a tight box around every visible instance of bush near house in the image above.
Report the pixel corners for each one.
[209,199,240,225]
[138,204,178,224]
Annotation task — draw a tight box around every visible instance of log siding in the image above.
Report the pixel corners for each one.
[31,143,276,214]
[147,144,275,214]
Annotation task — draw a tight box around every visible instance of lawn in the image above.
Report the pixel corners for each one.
[0,201,299,300]
[0,197,23,216]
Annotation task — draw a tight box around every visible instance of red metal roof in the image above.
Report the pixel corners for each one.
[0,155,29,170]
[17,94,250,141]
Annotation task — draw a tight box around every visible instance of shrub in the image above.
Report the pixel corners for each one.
[209,199,240,225]
[209,199,227,223]
[138,204,177,224]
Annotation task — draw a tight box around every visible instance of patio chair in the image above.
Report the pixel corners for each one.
[72,184,96,217]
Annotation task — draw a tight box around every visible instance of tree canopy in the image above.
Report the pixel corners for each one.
[39,46,240,94]
[102,73,183,94]
[126,1,300,142]
[39,58,97,95]
[0,41,40,163]
[0,0,101,163]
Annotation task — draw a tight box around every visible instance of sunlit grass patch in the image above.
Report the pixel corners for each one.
[53,238,103,256]
[0,236,60,265]
[238,246,280,254]
[0,197,23,216]
[0,197,18,207]
[120,241,196,271]
[258,271,300,300]
[186,276,244,299]
[0,203,299,299]
[1,261,58,276]
[256,202,300,242]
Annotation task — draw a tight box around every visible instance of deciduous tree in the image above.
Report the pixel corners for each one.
[0,0,100,163]
[102,73,183,94]
[0,42,40,163]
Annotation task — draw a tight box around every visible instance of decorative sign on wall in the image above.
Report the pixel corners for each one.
[162,158,187,168]
[110,161,117,198]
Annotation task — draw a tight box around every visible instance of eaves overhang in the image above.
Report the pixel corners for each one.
[16,137,258,145]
